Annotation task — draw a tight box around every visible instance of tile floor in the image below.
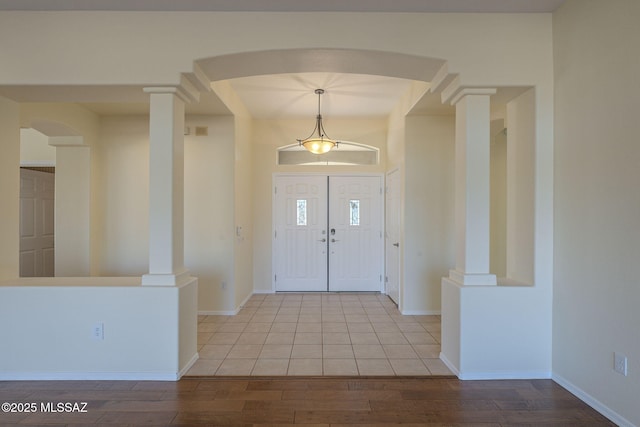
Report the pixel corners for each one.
[187,293,453,377]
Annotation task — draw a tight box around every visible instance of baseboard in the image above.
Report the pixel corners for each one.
[177,352,199,380]
[252,289,275,294]
[198,309,238,315]
[0,371,183,381]
[553,373,636,427]
[457,370,551,380]
[439,352,460,377]
[401,309,441,315]
[237,292,254,310]
[198,291,256,316]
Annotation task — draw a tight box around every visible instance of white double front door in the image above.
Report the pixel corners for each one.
[274,175,383,292]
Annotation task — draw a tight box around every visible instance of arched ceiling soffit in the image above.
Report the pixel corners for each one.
[29,120,81,137]
[194,48,448,83]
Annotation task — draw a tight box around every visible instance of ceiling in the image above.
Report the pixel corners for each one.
[0,0,566,13]
[0,1,560,119]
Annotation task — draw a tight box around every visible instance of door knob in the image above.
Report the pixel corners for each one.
[393,243,399,247]
[318,238,326,242]
[331,238,339,243]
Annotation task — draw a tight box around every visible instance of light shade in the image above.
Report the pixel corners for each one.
[297,89,340,154]
[301,137,336,154]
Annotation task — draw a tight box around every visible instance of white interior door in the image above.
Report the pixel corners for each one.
[274,174,383,292]
[328,176,383,292]
[274,176,328,291]
[385,169,401,304]
[20,168,55,277]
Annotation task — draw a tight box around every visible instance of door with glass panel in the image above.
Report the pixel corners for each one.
[328,176,383,292]
[274,175,383,292]
[273,176,328,291]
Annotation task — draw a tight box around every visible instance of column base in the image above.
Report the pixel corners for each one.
[142,269,191,287]
[448,270,497,286]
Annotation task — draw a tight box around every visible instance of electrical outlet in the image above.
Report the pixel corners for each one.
[614,352,628,376]
[92,322,104,341]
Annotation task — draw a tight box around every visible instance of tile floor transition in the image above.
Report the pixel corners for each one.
[187,293,453,377]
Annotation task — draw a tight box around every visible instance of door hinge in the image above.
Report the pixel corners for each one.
[274,274,277,282]
[274,186,278,194]
[274,230,277,239]
[380,274,382,282]
[385,276,389,283]
[380,187,383,195]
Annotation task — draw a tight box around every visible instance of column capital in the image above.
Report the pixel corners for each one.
[440,77,496,106]
[449,88,497,106]
[143,78,199,104]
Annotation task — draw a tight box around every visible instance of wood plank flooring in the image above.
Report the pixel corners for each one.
[0,378,615,426]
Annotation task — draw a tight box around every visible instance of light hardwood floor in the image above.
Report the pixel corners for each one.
[0,378,615,425]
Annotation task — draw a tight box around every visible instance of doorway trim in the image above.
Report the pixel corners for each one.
[272,172,385,293]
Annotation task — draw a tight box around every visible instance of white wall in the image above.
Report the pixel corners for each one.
[403,115,455,314]
[252,118,388,293]
[553,1,640,425]
[0,277,198,380]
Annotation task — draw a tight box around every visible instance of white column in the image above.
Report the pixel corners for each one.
[49,140,91,276]
[142,88,189,286]
[448,90,497,286]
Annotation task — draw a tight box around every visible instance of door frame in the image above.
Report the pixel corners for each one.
[272,172,385,292]
[384,167,402,307]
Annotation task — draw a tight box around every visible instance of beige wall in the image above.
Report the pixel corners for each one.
[553,1,640,425]
[404,115,455,314]
[0,12,554,88]
[183,115,236,312]
[97,116,150,275]
[0,96,20,280]
[506,89,535,285]
[98,114,238,312]
[20,128,56,165]
[490,128,507,277]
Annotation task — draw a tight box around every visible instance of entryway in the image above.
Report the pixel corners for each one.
[188,293,449,376]
[273,175,383,292]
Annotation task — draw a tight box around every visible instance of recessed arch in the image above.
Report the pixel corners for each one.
[194,48,449,84]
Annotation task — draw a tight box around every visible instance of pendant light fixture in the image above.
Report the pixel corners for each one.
[297,89,339,154]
